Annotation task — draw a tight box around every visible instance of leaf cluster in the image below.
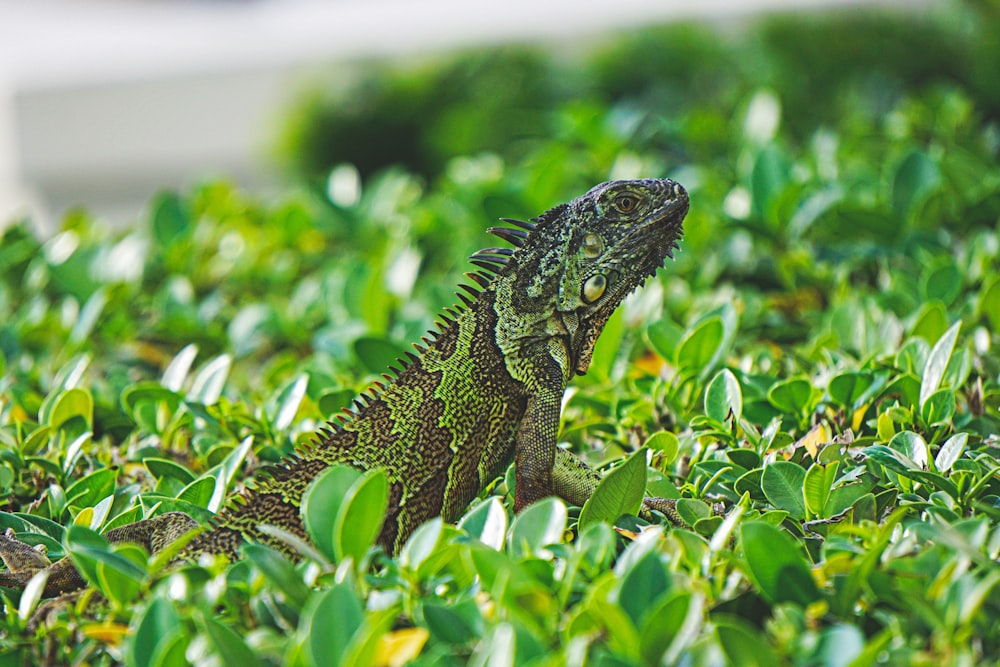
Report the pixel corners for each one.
[1,3,1000,665]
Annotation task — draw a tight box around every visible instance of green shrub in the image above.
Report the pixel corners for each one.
[1,3,999,664]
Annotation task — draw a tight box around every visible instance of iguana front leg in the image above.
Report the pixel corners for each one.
[513,383,561,511]
[551,447,706,527]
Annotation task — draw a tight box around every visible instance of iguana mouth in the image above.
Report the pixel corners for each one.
[624,180,689,265]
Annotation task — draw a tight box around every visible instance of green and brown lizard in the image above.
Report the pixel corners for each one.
[0,178,689,598]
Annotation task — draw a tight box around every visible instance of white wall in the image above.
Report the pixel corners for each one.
[0,0,931,232]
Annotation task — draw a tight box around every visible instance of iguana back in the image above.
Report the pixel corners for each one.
[210,284,526,556]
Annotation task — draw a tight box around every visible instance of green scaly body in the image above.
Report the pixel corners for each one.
[0,178,689,597]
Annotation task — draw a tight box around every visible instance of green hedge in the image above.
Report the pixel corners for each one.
[1,2,999,665]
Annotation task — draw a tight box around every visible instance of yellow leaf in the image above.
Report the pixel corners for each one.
[876,411,895,442]
[796,423,829,459]
[614,526,641,540]
[634,353,664,376]
[11,404,29,423]
[374,627,429,667]
[74,507,94,527]
[851,404,867,432]
[81,621,130,644]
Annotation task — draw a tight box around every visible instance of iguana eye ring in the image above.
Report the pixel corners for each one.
[614,194,638,213]
[582,233,604,258]
[582,273,607,303]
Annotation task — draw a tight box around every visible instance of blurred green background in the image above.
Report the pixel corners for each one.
[1,1,996,425]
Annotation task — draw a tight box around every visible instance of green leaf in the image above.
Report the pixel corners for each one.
[458,497,508,550]
[151,191,192,248]
[319,388,355,417]
[130,596,181,667]
[301,465,363,562]
[616,549,671,627]
[186,354,232,405]
[144,458,196,484]
[827,372,874,409]
[243,543,310,608]
[863,445,920,473]
[588,306,624,379]
[827,481,876,518]
[51,353,91,391]
[421,598,483,645]
[920,388,955,426]
[803,462,839,519]
[353,337,407,375]
[162,344,198,392]
[646,316,684,361]
[674,498,712,525]
[0,464,13,492]
[980,277,1000,333]
[715,615,780,667]
[400,519,446,573]
[705,369,742,424]
[70,289,108,345]
[333,468,389,563]
[42,387,93,430]
[643,431,679,464]
[147,630,188,667]
[20,424,52,455]
[739,521,821,605]
[675,317,724,375]
[920,320,960,409]
[508,497,567,558]
[96,543,147,606]
[638,592,698,666]
[302,583,363,667]
[920,259,962,306]
[751,145,790,221]
[892,149,940,219]
[897,337,931,375]
[209,436,254,511]
[65,468,118,509]
[176,476,216,509]
[760,461,807,519]
[934,432,967,472]
[813,623,865,667]
[888,431,928,468]
[735,468,767,501]
[269,373,309,431]
[579,447,648,531]
[767,377,815,416]
[64,526,147,596]
[728,449,760,470]
[198,613,263,667]
[17,571,49,623]
[910,303,948,346]
[121,382,182,418]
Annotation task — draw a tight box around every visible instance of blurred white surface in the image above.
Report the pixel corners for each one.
[0,0,930,231]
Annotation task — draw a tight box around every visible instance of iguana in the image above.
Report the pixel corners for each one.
[0,178,690,599]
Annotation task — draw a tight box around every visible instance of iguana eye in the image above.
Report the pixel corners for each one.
[582,273,607,303]
[614,194,638,213]
[582,233,604,258]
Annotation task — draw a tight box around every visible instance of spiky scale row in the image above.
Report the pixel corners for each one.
[486,226,529,247]
[498,217,537,231]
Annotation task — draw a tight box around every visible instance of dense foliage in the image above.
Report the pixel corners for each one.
[1,3,999,665]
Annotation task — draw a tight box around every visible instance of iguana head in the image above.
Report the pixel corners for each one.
[478,178,688,377]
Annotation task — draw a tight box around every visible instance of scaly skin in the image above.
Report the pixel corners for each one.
[0,178,689,597]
